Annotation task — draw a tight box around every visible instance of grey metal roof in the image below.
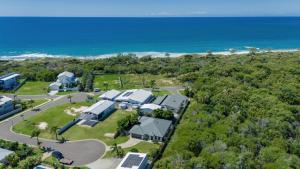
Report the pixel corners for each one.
[152,95,168,105]
[0,148,13,161]
[128,89,152,104]
[58,71,74,78]
[99,90,121,100]
[0,73,20,81]
[129,116,172,138]
[83,100,115,115]
[160,94,188,110]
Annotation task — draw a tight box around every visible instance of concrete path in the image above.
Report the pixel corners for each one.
[115,137,142,149]
[0,93,106,166]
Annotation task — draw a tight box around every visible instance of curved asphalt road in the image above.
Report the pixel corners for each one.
[0,93,106,166]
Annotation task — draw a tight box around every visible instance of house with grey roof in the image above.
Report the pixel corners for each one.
[0,148,13,163]
[82,100,115,121]
[99,89,121,101]
[49,71,78,91]
[0,96,14,116]
[155,94,188,114]
[129,116,172,141]
[0,73,20,90]
[115,89,153,105]
[116,152,148,169]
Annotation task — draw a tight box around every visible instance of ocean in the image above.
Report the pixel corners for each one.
[0,17,300,59]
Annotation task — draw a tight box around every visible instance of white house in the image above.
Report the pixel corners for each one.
[99,89,121,101]
[116,152,148,169]
[49,71,78,91]
[82,100,115,121]
[0,96,14,116]
[140,104,161,114]
[115,89,153,105]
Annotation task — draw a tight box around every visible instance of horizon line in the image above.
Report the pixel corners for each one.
[0,16,300,18]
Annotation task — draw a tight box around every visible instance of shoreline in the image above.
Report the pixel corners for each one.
[0,48,299,61]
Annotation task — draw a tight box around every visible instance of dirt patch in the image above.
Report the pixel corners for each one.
[104,133,115,138]
[160,79,174,85]
[64,106,88,116]
[38,122,48,130]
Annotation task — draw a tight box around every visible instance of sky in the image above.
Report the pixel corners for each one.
[0,0,299,17]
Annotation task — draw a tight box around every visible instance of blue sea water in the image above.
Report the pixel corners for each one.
[0,17,300,58]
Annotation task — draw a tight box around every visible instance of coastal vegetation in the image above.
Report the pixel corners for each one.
[3,51,300,168]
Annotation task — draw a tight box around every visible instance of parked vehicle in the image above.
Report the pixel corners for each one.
[51,150,73,165]
[60,158,74,165]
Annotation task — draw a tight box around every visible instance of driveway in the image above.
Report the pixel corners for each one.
[0,93,106,166]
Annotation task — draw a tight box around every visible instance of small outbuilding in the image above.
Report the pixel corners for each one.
[129,116,172,141]
[116,152,148,169]
[82,100,115,121]
[99,89,121,101]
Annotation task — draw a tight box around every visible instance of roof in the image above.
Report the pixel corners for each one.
[99,90,121,100]
[115,89,137,102]
[0,73,20,81]
[49,81,62,87]
[140,104,161,110]
[128,89,152,104]
[58,71,74,78]
[160,94,188,110]
[129,116,172,138]
[83,100,115,115]
[117,152,147,169]
[0,95,12,105]
[0,148,13,161]
[152,95,168,105]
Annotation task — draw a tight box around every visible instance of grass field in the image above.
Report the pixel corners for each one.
[94,74,179,90]
[104,141,160,158]
[23,99,49,109]
[13,102,133,145]
[63,109,133,145]
[15,81,50,95]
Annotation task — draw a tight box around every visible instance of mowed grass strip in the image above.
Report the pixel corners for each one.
[16,81,50,95]
[94,74,179,90]
[13,102,133,145]
[104,141,160,158]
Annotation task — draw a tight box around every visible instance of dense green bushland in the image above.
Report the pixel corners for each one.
[2,52,300,168]
[155,52,300,168]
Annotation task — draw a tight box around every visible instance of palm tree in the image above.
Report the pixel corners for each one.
[150,80,156,92]
[103,82,109,91]
[50,126,59,140]
[28,99,35,109]
[31,129,41,145]
[67,95,73,103]
[110,143,124,158]
[119,76,124,89]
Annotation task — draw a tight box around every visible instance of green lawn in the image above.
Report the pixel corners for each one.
[94,74,179,90]
[13,102,91,140]
[15,81,50,95]
[104,141,160,158]
[13,102,133,145]
[63,110,133,145]
[22,99,49,109]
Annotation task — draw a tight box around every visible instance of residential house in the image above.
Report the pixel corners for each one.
[99,89,121,101]
[49,71,77,91]
[129,116,172,141]
[0,73,20,90]
[115,89,153,106]
[0,148,13,163]
[154,94,188,114]
[116,152,148,169]
[0,96,14,116]
[82,100,115,121]
[140,104,161,114]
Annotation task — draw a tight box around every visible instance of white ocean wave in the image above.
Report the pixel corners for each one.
[0,49,299,61]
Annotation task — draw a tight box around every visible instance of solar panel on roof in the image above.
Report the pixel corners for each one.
[121,154,143,168]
